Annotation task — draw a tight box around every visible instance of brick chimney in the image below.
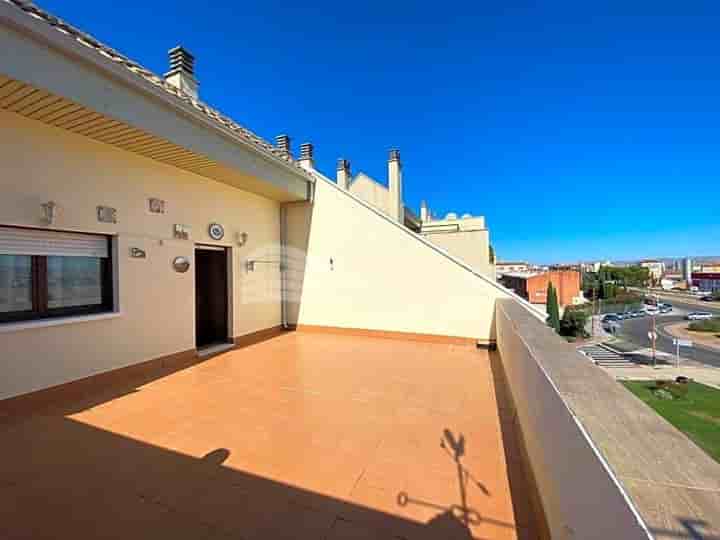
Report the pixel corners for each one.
[298,143,314,171]
[164,46,198,99]
[275,134,292,159]
[388,149,403,223]
[337,159,351,190]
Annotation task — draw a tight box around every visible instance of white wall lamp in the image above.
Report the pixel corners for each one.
[41,201,60,225]
[236,231,248,246]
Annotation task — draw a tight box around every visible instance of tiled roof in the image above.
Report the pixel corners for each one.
[3,0,314,180]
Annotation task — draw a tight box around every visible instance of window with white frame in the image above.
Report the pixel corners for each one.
[0,226,113,323]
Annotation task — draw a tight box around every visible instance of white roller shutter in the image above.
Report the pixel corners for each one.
[0,227,109,258]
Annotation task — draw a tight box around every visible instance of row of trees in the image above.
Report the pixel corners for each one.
[582,265,650,301]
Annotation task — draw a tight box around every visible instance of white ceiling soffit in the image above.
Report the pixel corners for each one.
[0,1,313,202]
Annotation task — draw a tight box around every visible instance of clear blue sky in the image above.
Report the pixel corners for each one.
[40,0,720,263]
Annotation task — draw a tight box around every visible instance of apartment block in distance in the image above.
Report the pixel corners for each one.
[496,261,530,276]
[0,2,718,539]
[500,269,583,307]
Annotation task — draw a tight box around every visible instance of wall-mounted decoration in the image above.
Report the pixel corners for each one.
[208,222,225,241]
[173,224,190,240]
[173,256,190,273]
[97,205,117,224]
[130,247,147,259]
[41,201,60,225]
[148,198,166,214]
[235,231,248,246]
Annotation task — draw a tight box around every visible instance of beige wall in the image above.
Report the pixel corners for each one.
[286,175,514,340]
[347,173,391,215]
[420,229,493,279]
[0,110,281,400]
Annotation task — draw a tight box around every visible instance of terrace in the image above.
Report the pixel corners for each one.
[0,331,540,539]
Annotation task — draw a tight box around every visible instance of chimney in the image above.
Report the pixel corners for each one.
[337,159,351,190]
[298,143,314,171]
[420,200,429,222]
[164,46,198,99]
[387,149,403,223]
[275,134,292,158]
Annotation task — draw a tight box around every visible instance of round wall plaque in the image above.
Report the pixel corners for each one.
[208,223,224,240]
[172,256,190,273]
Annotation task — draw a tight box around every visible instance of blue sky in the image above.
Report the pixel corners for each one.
[40,1,720,263]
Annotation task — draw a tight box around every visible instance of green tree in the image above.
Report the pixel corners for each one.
[546,282,561,333]
[560,306,590,338]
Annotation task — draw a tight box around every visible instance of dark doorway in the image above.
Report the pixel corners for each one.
[195,246,229,348]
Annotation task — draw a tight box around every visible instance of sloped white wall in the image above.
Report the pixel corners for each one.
[287,176,516,340]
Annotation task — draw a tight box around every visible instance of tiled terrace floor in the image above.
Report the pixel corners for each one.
[0,331,537,539]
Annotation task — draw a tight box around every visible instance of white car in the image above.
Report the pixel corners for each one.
[686,312,713,321]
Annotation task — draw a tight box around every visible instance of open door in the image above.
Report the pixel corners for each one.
[195,245,229,349]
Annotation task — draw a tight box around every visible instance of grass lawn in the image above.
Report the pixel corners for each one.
[622,381,720,464]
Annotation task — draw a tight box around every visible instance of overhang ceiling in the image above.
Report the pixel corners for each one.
[0,74,310,202]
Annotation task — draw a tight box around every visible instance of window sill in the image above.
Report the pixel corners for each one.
[0,311,122,333]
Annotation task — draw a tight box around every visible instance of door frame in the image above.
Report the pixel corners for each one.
[194,244,233,348]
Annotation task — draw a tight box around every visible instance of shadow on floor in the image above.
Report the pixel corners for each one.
[0,412,522,539]
[0,356,533,540]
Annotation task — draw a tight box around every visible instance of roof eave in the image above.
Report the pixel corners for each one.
[0,1,313,196]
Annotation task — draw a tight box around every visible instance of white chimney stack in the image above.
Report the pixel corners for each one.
[337,159,351,190]
[388,149,403,223]
[420,200,429,222]
[275,134,292,159]
[298,143,315,171]
[164,46,198,100]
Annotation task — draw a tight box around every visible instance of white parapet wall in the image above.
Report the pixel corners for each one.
[495,297,720,539]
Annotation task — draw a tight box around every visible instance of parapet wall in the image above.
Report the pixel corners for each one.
[495,298,720,539]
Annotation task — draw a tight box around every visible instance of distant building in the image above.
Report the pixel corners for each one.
[500,270,583,307]
[418,204,494,279]
[639,260,665,280]
[581,260,612,273]
[692,273,720,293]
[496,261,530,276]
[682,258,693,282]
[699,261,720,273]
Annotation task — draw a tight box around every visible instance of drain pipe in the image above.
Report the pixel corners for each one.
[279,181,314,329]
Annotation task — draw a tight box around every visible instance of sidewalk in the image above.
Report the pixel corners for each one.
[600,360,720,391]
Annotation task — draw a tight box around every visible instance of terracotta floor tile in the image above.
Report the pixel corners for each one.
[0,332,538,539]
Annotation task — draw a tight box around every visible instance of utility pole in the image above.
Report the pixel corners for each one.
[651,293,659,369]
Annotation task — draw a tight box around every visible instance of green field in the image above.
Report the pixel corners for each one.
[622,381,720,464]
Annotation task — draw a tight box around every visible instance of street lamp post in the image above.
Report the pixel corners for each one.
[651,293,659,369]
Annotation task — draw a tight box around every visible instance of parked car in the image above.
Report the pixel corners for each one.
[686,312,713,321]
[630,310,646,318]
[659,303,673,314]
[700,296,716,302]
[602,314,621,323]
[645,305,659,315]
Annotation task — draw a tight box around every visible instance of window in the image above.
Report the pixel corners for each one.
[0,227,113,323]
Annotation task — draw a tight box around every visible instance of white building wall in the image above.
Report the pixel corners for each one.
[286,175,515,340]
[347,174,391,215]
[0,110,281,400]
